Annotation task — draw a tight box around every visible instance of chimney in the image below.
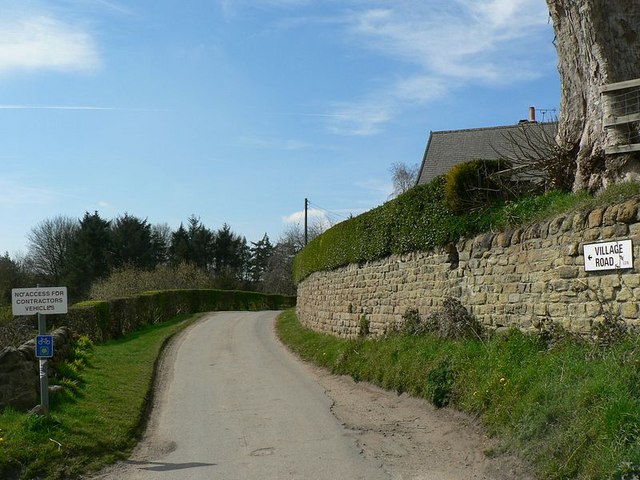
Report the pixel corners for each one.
[529,106,536,122]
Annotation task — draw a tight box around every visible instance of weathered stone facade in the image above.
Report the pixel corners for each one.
[297,198,640,337]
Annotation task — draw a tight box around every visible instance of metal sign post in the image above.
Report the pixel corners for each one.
[11,286,68,414]
[38,312,49,413]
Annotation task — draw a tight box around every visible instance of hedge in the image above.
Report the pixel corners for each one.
[2,289,296,347]
[293,177,471,284]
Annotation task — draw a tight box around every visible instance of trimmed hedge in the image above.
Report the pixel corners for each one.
[2,290,296,346]
[293,177,470,283]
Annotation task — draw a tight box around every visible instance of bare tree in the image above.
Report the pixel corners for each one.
[547,0,640,191]
[280,220,326,252]
[262,242,297,296]
[26,216,78,284]
[493,121,577,193]
[262,221,327,295]
[390,162,419,197]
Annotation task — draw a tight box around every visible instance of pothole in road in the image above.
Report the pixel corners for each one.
[250,447,275,457]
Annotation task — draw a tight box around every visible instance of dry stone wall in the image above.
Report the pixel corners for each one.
[297,198,640,337]
[0,327,72,411]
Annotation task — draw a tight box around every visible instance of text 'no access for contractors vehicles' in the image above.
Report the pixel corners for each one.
[11,287,68,316]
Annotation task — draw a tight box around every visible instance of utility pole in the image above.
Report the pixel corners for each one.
[304,198,309,246]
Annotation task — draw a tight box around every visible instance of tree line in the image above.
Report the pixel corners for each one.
[0,211,313,306]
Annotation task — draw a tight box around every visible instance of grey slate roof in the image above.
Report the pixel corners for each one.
[416,121,558,185]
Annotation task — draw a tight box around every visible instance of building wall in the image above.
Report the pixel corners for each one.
[296,198,640,337]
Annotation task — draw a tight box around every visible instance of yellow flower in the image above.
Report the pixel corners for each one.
[500,377,507,384]
[0,437,4,444]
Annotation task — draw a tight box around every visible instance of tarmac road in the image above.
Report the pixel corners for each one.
[93,311,389,480]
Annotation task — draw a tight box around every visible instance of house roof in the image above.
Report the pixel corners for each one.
[416,121,558,185]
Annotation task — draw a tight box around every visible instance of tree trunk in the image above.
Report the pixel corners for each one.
[546,0,640,191]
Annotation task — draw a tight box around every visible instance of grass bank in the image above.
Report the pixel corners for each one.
[276,309,640,480]
[0,313,202,480]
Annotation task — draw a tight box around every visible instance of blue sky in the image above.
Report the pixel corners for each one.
[0,0,559,255]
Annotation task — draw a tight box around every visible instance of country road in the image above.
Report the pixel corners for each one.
[92,311,532,480]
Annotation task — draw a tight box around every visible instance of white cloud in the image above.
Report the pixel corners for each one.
[328,99,395,137]
[0,175,58,207]
[91,0,133,15]
[214,0,552,136]
[282,208,328,225]
[0,15,100,76]
[324,0,551,135]
[355,178,394,201]
[327,75,449,136]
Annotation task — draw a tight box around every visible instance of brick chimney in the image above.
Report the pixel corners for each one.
[529,106,536,122]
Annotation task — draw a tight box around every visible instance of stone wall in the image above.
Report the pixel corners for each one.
[0,327,72,411]
[297,198,640,337]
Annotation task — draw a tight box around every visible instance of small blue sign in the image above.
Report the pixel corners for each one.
[36,335,54,358]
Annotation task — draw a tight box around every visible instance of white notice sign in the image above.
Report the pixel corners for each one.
[583,239,633,272]
[11,287,68,316]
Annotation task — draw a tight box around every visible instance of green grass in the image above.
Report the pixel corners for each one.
[0,313,202,480]
[276,309,640,480]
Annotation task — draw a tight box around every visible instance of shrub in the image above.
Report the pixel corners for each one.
[89,263,214,300]
[358,315,370,337]
[427,297,484,340]
[444,159,511,213]
[396,308,429,336]
[426,360,455,408]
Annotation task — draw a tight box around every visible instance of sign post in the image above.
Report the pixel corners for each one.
[12,286,67,414]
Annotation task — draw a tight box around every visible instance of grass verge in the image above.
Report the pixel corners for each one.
[0,313,203,480]
[276,309,640,480]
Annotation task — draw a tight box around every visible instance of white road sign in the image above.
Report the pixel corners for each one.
[11,287,68,316]
[583,239,633,272]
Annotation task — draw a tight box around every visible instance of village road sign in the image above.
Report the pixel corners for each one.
[36,335,54,358]
[583,239,633,272]
[11,287,68,316]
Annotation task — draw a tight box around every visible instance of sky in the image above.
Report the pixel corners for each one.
[0,0,560,256]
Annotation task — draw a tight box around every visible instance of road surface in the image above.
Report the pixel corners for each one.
[93,311,532,480]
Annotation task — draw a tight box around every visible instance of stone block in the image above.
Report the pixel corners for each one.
[548,215,565,235]
[588,207,604,228]
[583,229,602,241]
[600,275,622,290]
[555,266,578,279]
[533,303,548,315]
[566,242,580,257]
[547,303,567,317]
[622,274,640,288]
[602,224,629,238]
[620,302,639,318]
[573,210,590,230]
[616,199,638,223]
[603,205,620,226]
[616,288,634,302]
